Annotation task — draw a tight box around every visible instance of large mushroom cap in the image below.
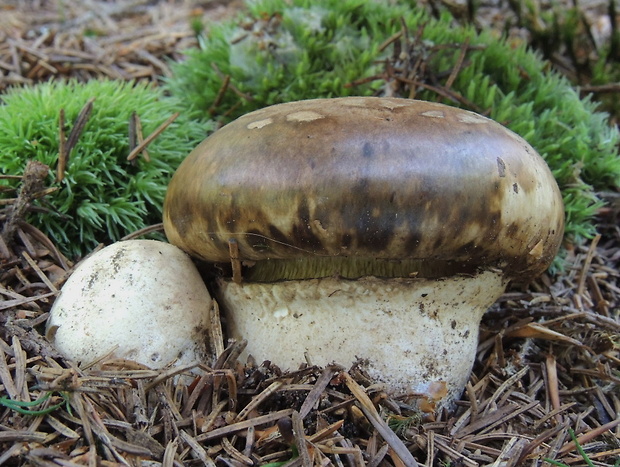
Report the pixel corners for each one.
[164,97,564,279]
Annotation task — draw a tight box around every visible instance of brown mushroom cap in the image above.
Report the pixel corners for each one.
[164,97,564,280]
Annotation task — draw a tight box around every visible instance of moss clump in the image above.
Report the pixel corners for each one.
[167,0,409,120]
[167,0,620,245]
[0,80,212,259]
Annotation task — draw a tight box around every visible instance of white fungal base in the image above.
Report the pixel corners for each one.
[218,271,507,406]
[47,240,213,370]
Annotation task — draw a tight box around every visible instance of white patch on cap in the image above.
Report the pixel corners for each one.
[379,99,409,110]
[341,97,370,107]
[421,110,446,118]
[457,112,488,124]
[247,118,273,129]
[286,110,324,122]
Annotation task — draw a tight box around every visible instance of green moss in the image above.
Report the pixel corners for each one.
[167,0,413,120]
[167,0,620,246]
[591,48,620,123]
[0,80,212,259]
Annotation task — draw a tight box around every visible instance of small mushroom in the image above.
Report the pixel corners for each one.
[163,97,564,406]
[47,240,212,369]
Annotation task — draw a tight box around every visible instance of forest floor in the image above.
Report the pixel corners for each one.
[0,1,618,466]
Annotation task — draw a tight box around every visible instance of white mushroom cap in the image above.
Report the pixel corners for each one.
[46,240,212,369]
[163,97,565,406]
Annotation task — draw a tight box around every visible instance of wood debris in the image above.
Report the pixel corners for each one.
[0,0,241,90]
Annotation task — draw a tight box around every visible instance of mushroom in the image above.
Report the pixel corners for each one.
[163,97,564,406]
[47,240,212,369]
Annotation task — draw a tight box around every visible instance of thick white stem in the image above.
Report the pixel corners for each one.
[218,271,507,405]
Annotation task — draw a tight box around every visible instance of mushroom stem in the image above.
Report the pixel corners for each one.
[217,270,507,405]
